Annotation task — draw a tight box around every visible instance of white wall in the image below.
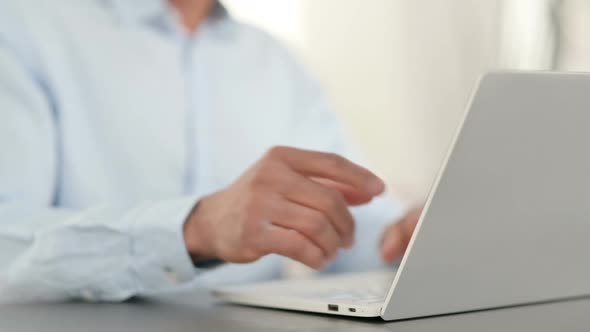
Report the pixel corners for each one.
[224,1,506,205]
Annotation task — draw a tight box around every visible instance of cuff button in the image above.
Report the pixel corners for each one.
[163,266,178,283]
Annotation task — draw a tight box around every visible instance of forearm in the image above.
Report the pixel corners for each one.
[0,197,201,303]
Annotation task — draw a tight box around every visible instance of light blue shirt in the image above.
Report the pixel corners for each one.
[0,0,402,302]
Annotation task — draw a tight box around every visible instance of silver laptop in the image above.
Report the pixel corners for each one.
[212,71,590,320]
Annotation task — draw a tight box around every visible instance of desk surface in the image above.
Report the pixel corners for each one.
[2,291,589,332]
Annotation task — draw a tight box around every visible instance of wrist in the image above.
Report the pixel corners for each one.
[183,195,218,261]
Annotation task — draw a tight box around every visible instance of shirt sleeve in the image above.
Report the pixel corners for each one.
[278,43,406,273]
[0,33,201,303]
[0,199,201,303]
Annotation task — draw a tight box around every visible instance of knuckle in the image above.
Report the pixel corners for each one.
[249,162,283,189]
[265,146,288,160]
[284,232,325,269]
[348,217,356,233]
[284,243,300,258]
[279,172,299,192]
[305,247,325,269]
[327,243,339,257]
[248,169,270,188]
[324,189,343,210]
[305,214,327,236]
[285,233,306,256]
[341,215,354,235]
[324,152,346,168]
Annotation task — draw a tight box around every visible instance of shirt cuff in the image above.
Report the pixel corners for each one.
[193,259,224,269]
[130,196,201,293]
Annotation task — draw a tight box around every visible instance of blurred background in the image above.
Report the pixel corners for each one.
[224,0,587,205]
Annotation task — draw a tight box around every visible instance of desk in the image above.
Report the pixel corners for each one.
[1,291,589,331]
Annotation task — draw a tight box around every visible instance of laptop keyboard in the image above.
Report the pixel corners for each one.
[274,271,396,304]
[302,287,388,303]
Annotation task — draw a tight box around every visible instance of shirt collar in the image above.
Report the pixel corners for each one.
[103,0,233,35]
[105,0,167,24]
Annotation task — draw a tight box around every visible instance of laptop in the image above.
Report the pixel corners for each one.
[212,71,590,320]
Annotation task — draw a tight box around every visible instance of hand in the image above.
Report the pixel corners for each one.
[380,207,423,263]
[183,146,385,269]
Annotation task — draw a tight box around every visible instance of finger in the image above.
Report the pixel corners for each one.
[380,223,410,263]
[311,178,374,206]
[268,146,385,196]
[402,208,422,236]
[262,222,328,269]
[269,198,341,258]
[281,171,355,247]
